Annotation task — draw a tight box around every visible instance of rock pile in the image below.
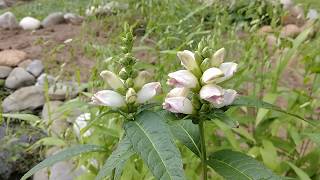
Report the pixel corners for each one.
[0,49,80,113]
[0,11,84,30]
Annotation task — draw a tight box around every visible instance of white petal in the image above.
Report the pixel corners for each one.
[166,87,189,98]
[163,97,193,114]
[222,89,237,106]
[177,50,201,76]
[216,62,238,83]
[210,48,225,66]
[200,84,224,106]
[137,82,161,103]
[73,113,91,138]
[100,70,125,90]
[167,70,198,88]
[92,90,125,107]
[201,67,224,84]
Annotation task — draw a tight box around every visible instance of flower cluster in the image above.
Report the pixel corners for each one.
[91,26,161,112]
[163,46,238,115]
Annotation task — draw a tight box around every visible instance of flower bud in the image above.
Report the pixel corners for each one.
[200,58,211,71]
[126,78,134,87]
[201,47,211,58]
[136,82,161,103]
[194,51,203,65]
[126,88,137,104]
[166,87,189,98]
[92,90,126,108]
[100,70,125,91]
[177,50,202,77]
[134,71,152,90]
[210,48,225,67]
[167,70,199,89]
[201,67,224,84]
[215,62,238,83]
[119,68,128,80]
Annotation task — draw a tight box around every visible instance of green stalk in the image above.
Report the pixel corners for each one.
[199,119,207,180]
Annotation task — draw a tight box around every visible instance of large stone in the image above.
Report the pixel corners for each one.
[0,0,7,9]
[36,73,55,86]
[2,85,45,112]
[5,67,35,89]
[41,12,65,28]
[19,16,41,30]
[26,60,44,77]
[280,24,301,38]
[18,59,32,69]
[280,0,293,10]
[0,50,27,67]
[63,13,83,25]
[0,11,18,29]
[48,82,79,100]
[0,66,12,78]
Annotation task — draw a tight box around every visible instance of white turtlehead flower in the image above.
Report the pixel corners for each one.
[73,113,91,138]
[177,50,202,77]
[216,62,238,83]
[200,84,224,105]
[163,97,193,114]
[210,48,226,67]
[166,87,189,98]
[92,90,125,108]
[134,71,152,89]
[100,70,125,91]
[137,82,161,103]
[200,84,237,108]
[167,70,199,89]
[201,67,224,84]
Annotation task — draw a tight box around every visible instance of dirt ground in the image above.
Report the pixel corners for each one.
[0,23,95,81]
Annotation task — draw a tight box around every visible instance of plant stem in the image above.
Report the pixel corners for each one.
[199,119,207,180]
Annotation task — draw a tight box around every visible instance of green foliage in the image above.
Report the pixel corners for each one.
[207,150,281,180]
[124,111,186,180]
[21,145,106,180]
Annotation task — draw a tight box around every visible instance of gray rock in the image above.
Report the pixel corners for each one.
[2,85,45,112]
[5,67,35,89]
[48,82,79,101]
[41,12,65,27]
[307,9,319,20]
[26,60,44,77]
[280,0,293,10]
[0,11,18,29]
[36,73,55,86]
[42,101,68,135]
[0,66,12,78]
[0,0,7,9]
[280,24,301,38]
[63,13,83,25]
[18,59,32,69]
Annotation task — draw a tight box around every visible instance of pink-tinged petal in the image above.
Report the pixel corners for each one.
[137,82,161,103]
[166,87,189,98]
[167,70,199,88]
[223,89,237,106]
[200,84,224,107]
[216,62,238,83]
[201,67,224,84]
[163,97,193,114]
[91,90,125,108]
[100,70,125,90]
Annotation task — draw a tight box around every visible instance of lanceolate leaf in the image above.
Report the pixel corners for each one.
[169,120,201,156]
[207,110,239,128]
[124,111,185,180]
[231,96,313,125]
[95,136,135,180]
[21,145,105,180]
[207,150,281,180]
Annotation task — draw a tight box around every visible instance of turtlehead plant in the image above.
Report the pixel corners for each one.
[163,40,239,180]
[164,46,238,116]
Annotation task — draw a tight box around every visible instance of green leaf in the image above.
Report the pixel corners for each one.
[231,96,313,125]
[260,140,279,170]
[208,110,239,128]
[255,93,277,127]
[21,145,105,180]
[169,120,201,156]
[124,111,185,180]
[95,136,135,180]
[286,161,311,180]
[304,133,320,147]
[2,113,41,123]
[207,149,281,180]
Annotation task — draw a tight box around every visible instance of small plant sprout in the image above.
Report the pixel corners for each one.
[163,39,238,180]
[91,24,161,116]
